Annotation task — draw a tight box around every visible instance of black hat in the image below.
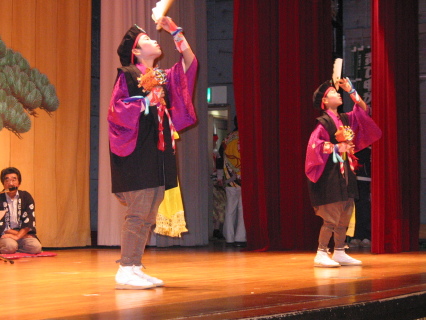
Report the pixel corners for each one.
[117,24,147,66]
[313,80,333,109]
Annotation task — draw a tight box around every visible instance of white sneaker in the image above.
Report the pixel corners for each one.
[314,250,340,268]
[115,266,156,290]
[332,250,362,266]
[360,239,371,248]
[132,266,164,287]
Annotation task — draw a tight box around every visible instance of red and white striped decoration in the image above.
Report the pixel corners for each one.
[157,104,176,152]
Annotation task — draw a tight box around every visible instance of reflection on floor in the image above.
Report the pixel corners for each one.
[1,242,426,319]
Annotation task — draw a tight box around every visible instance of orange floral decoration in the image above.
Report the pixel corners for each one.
[137,68,167,92]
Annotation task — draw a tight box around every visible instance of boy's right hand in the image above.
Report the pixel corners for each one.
[337,142,354,153]
[337,78,353,93]
[155,16,178,33]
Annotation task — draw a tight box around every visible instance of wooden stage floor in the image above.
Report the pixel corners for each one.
[1,242,426,320]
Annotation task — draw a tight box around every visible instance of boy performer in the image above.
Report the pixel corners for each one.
[305,78,381,268]
[108,16,197,289]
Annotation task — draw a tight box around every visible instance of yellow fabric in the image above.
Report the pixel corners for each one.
[224,137,241,175]
[0,0,91,247]
[346,205,356,237]
[154,182,188,237]
[223,131,241,187]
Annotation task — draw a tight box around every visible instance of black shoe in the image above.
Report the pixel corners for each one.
[213,229,225,240]
[234,242,247,248]
[225,242,235,247]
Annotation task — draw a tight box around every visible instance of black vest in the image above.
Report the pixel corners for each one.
[307,113,359,207]
[109,65,177,193]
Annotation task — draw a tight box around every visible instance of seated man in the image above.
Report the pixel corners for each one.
[0,167,42,254]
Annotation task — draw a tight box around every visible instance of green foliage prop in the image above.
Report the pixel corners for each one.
[0,37,59,136]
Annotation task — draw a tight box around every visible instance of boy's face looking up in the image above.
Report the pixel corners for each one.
[322,88,342,110]
[132,34,162,62]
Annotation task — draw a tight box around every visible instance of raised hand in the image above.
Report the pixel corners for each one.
[155,16,178,34]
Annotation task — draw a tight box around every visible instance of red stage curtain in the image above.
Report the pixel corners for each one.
[371,0,420,253]
[233,0,332,251]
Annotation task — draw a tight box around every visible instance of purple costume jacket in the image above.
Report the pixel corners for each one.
[305,105,381,206]
[108,57,198,193]
[109,57,197,157]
